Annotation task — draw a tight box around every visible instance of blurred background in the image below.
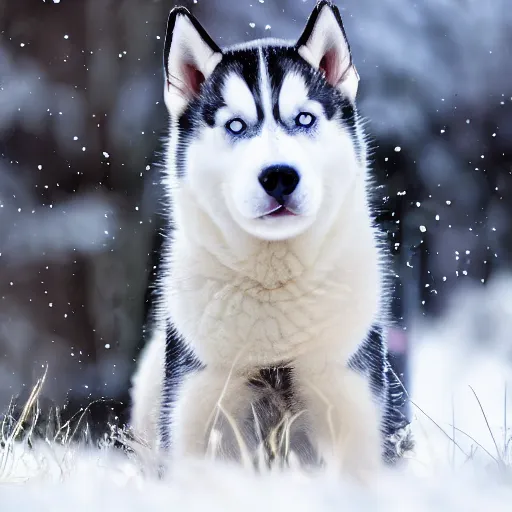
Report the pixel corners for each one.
[0,0,511,432]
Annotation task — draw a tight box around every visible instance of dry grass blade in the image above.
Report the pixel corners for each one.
[217,403,254,468]
[504,383,508,460]
[9,367,47,442]
[206,348,246,448]
[450,426,499,465]
[388,365,469,460]
[0,368,47,481]
[468,385,505,467]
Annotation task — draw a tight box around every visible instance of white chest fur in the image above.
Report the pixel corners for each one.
[166,223,382,369]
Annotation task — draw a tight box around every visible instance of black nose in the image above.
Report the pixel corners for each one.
[258,165,300,204]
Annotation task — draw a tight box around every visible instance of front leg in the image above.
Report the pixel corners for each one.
[293,354,383,480]
[168,366,253,463]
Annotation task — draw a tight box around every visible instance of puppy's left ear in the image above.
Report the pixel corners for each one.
[164,7,223,115]
[296,1,359,102]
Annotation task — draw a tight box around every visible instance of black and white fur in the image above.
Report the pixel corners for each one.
[130,1,409,477]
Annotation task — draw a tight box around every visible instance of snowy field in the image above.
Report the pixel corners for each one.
[2,276,512,511]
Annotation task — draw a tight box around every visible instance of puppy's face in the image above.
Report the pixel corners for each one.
[165,2,362,242]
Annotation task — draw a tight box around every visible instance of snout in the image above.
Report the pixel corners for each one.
[258,165,300,206]
[226,159,321,240]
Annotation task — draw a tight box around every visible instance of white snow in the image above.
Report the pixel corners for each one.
[3,275,512,509]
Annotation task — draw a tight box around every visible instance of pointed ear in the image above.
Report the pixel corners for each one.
[163,7,223,115]
[296,1,359,102]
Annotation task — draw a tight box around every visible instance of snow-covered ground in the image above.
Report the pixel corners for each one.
[2,444,512,512]
[3,276,512,511]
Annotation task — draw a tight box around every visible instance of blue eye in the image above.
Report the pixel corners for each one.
[295,112,316,128]
[226,118,247,135]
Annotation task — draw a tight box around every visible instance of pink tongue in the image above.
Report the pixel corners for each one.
[269,206,293,217]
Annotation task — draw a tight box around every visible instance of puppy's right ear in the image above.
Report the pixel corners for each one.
[296,1,359,102]
[164,7,222,115]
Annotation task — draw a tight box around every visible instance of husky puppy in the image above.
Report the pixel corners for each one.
[130,0,409,477]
